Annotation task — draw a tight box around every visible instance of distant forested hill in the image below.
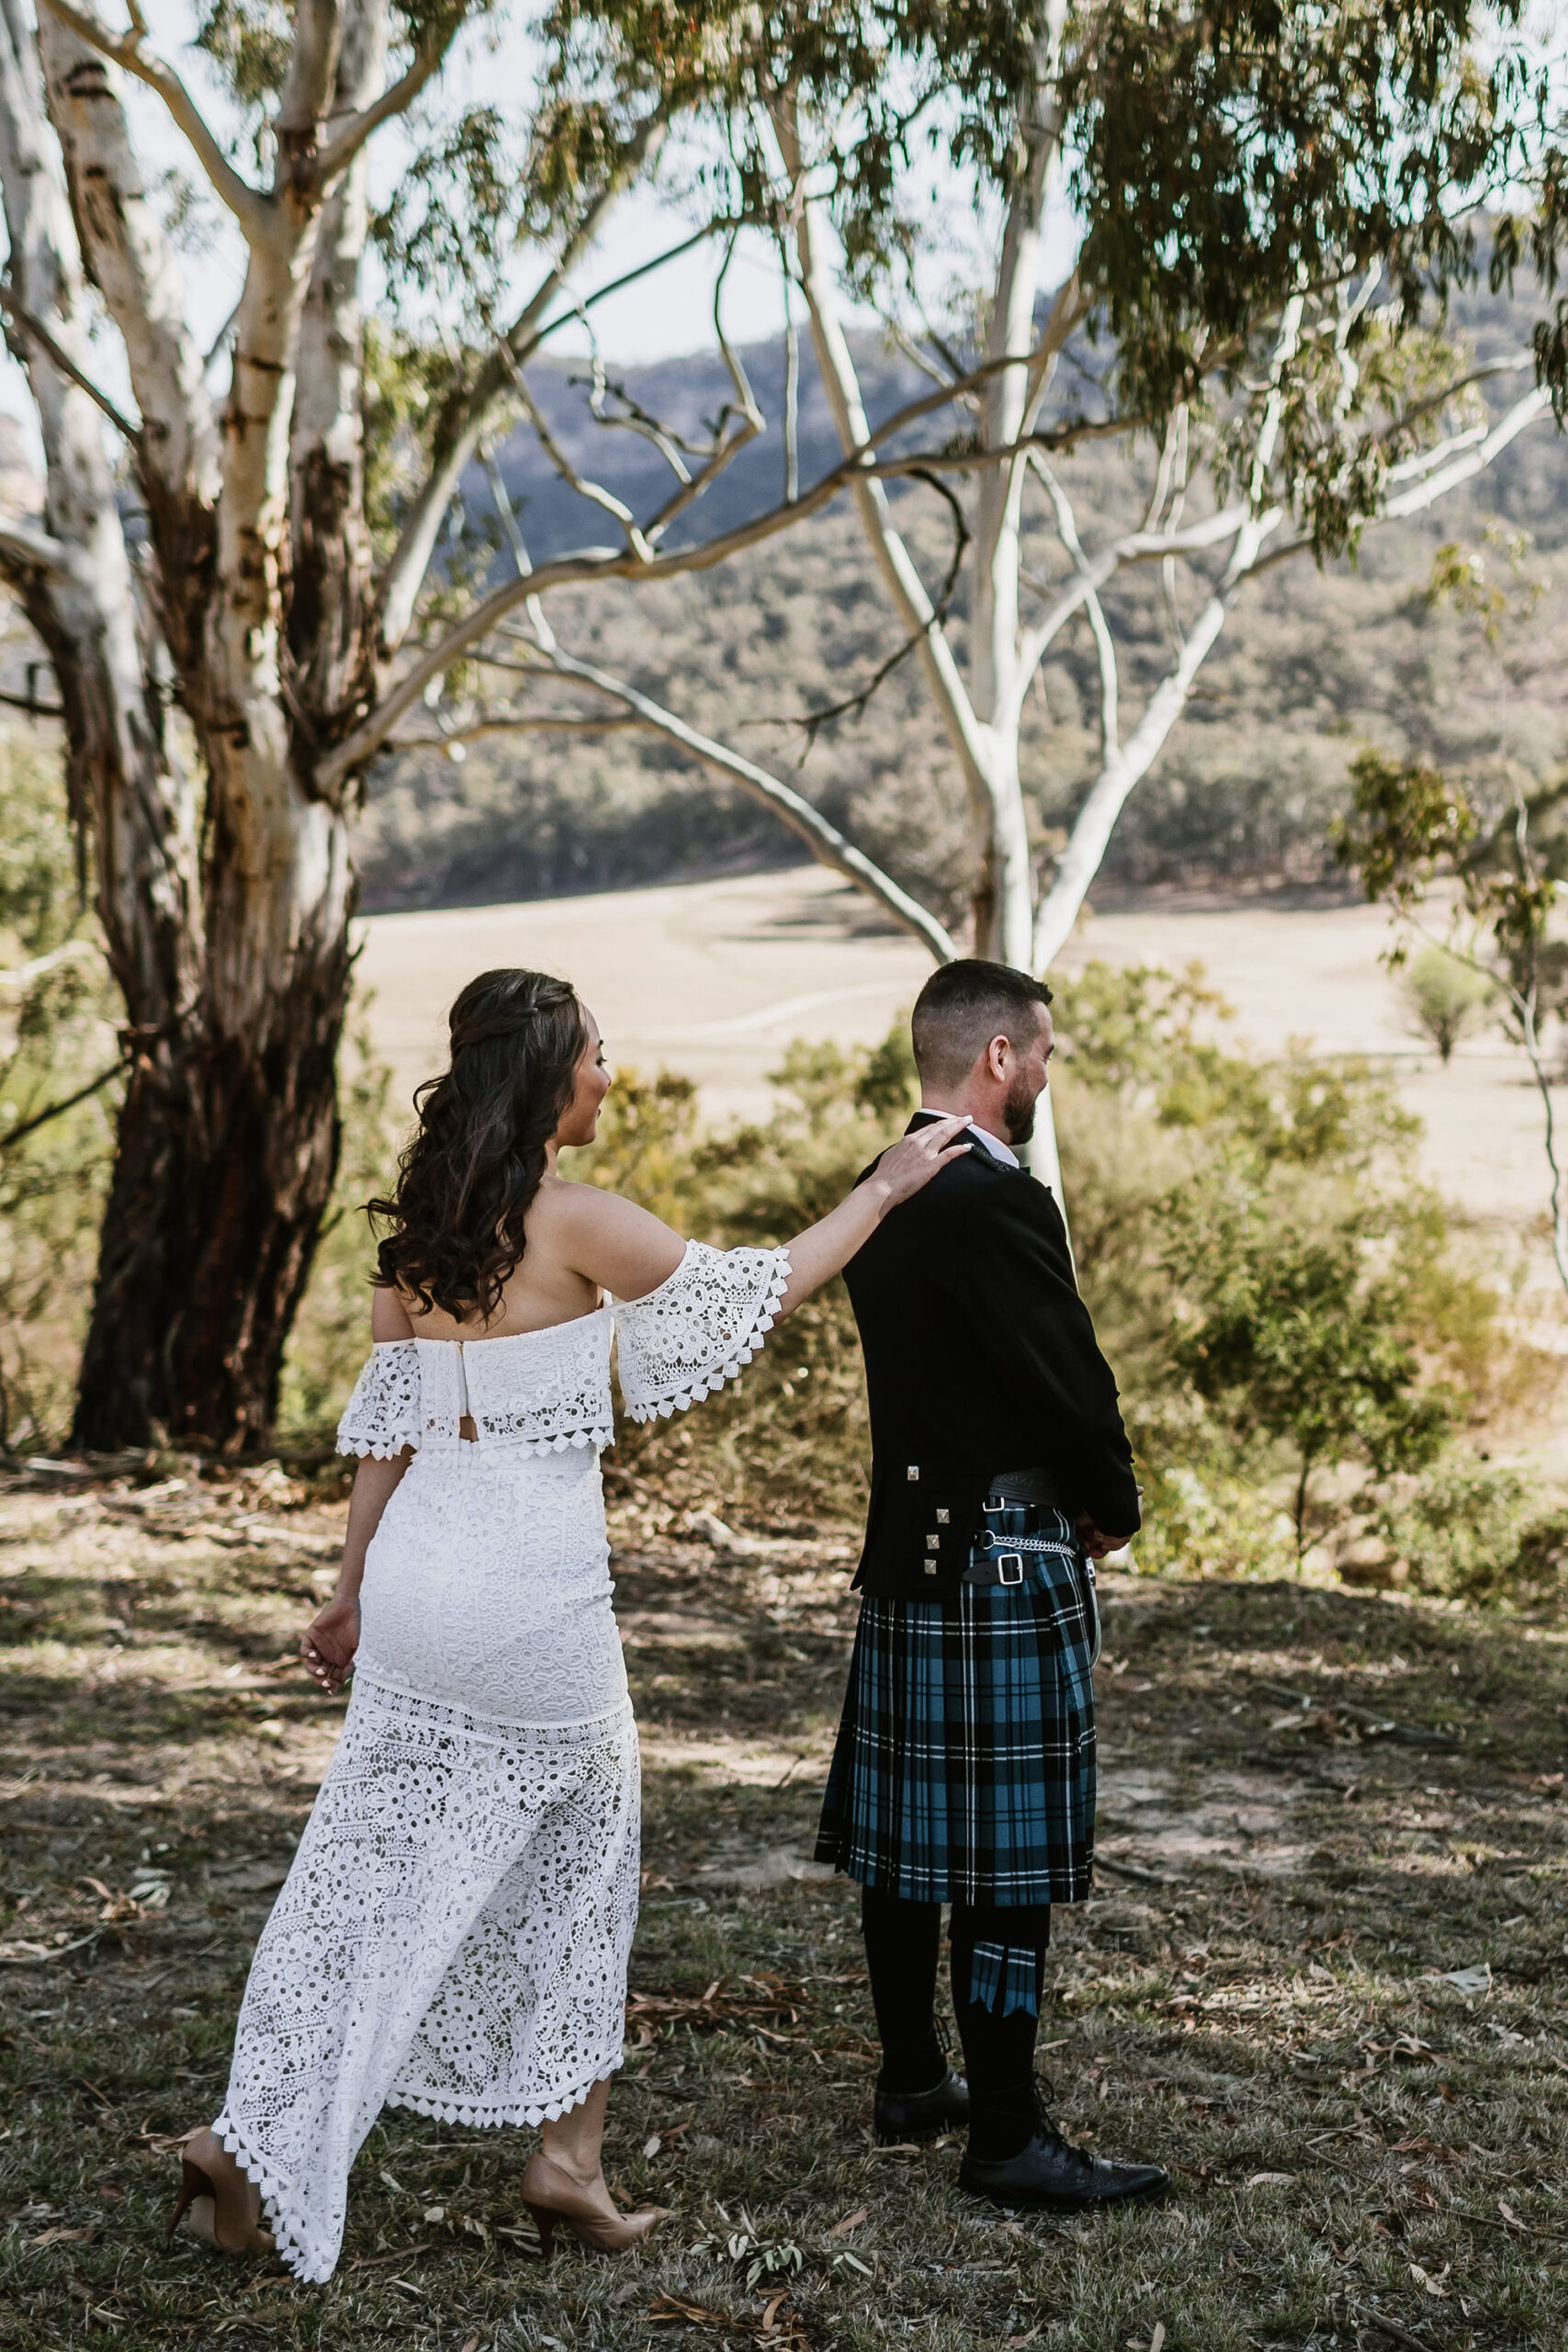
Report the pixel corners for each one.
[355,286,1568,921]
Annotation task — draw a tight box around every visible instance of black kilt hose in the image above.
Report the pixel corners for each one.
[818,1120,1141,2013]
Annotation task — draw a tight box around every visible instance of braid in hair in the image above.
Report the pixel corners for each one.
[369,968,588,1322]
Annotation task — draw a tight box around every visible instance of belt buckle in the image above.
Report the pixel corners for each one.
[995,1551,1024,1587]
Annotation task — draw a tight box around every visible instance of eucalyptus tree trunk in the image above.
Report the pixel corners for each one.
[0,1,376,1449]
[73,9,373,1452]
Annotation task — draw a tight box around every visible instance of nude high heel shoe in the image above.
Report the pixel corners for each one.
[521,2151,667,2257]
[165,2128,275,2256]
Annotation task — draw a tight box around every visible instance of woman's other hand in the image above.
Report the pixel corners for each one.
[301,1597,360,1694]
[870,1114,973,1207]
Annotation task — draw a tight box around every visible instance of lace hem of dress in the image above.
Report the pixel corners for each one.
[213,2106,325,2284]
[385,2055,622,2134]
[351,1660,636,1744]
[337,1421,615,1461]
[621,1245,792,1423]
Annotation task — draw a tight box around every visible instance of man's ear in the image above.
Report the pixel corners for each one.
[985,1031,1010,1080]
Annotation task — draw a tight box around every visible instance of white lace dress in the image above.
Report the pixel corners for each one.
[213,1240,790,2282]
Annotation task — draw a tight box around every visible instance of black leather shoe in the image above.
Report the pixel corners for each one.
[960,2122,1169,2212]
[874,2068,970,2145]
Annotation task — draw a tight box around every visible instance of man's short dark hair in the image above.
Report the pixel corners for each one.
[911,958,1053,1090]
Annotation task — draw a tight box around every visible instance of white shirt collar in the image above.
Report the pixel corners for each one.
[917,1106,1019,1170]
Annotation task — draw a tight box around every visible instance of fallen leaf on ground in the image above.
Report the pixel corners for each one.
[1247,2172,1296,2188]
[1439,1962,1491,1995]
[648,2294,735,2328]
[1409,2262,1450,2297]
[28,2225,96,2245]
[1498,2198,1528,2229]
[827,2205,867,2237]
[760,2290,789,2333]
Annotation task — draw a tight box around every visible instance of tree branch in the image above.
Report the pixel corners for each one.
[392,708,646,746]
[791,469,970,746]
[1251,383,1553,576]
[35,16,220,524]
[373,108,671,656]
[441,634,959,963]
[0,682,64,716]
[1031,535,1275,972]
[312,32,455,186]
[1030,455,1117,756]
[0,1057,121,1151]
[337,378,1137,790]
[37,0,265,232]
[0,277,139,439]
[506,356,652,556]
[1027,321,1556,976]
[637,236,762,545]
[777,97,994,831]
[1013,500,1258,684]
[0,511,76,575]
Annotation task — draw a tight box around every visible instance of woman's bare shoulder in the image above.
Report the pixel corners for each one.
[372,1284,417,1341]
[536,1176,686,1295]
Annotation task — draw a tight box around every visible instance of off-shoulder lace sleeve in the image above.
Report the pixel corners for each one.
[335,1342,422,1458]
[614,1240,791,1422]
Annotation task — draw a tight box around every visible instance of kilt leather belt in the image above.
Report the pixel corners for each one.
[962,1469,1073,1588]
[960,1480,1104,1666]
[986,1465,1064,1506]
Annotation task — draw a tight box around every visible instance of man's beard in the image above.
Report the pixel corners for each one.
[1002,1071,1043,1146]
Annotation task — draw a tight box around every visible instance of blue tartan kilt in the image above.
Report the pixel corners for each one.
[813,1502,1097,1906]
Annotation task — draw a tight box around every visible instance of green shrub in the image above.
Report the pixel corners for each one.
[1371,1453,1568,1604]
[1399,944,1495,1063]
[1054,959,1508,1566]
[0,738,120,1448]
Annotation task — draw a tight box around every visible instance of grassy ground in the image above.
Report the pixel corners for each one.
[1,1465,1565,2352]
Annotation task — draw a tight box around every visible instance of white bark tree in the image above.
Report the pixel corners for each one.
[0,0,1096,1442]
[350,4,1559,1198]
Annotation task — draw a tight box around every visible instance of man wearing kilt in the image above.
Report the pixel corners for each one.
[815,959,1169,2212]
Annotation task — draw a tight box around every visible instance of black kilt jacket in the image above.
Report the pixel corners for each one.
[844,1116,1140,1600]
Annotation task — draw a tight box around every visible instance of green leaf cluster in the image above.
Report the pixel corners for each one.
[1370,1451,1568,1603]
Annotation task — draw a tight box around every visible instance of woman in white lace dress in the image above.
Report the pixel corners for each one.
[166,968,967,2283]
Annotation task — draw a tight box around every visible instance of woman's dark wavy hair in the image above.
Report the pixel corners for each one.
[369,968,589,1322]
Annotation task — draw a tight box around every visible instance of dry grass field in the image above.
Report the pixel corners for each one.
[355,868,1567,1272]
[3,1464,1565,2352]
